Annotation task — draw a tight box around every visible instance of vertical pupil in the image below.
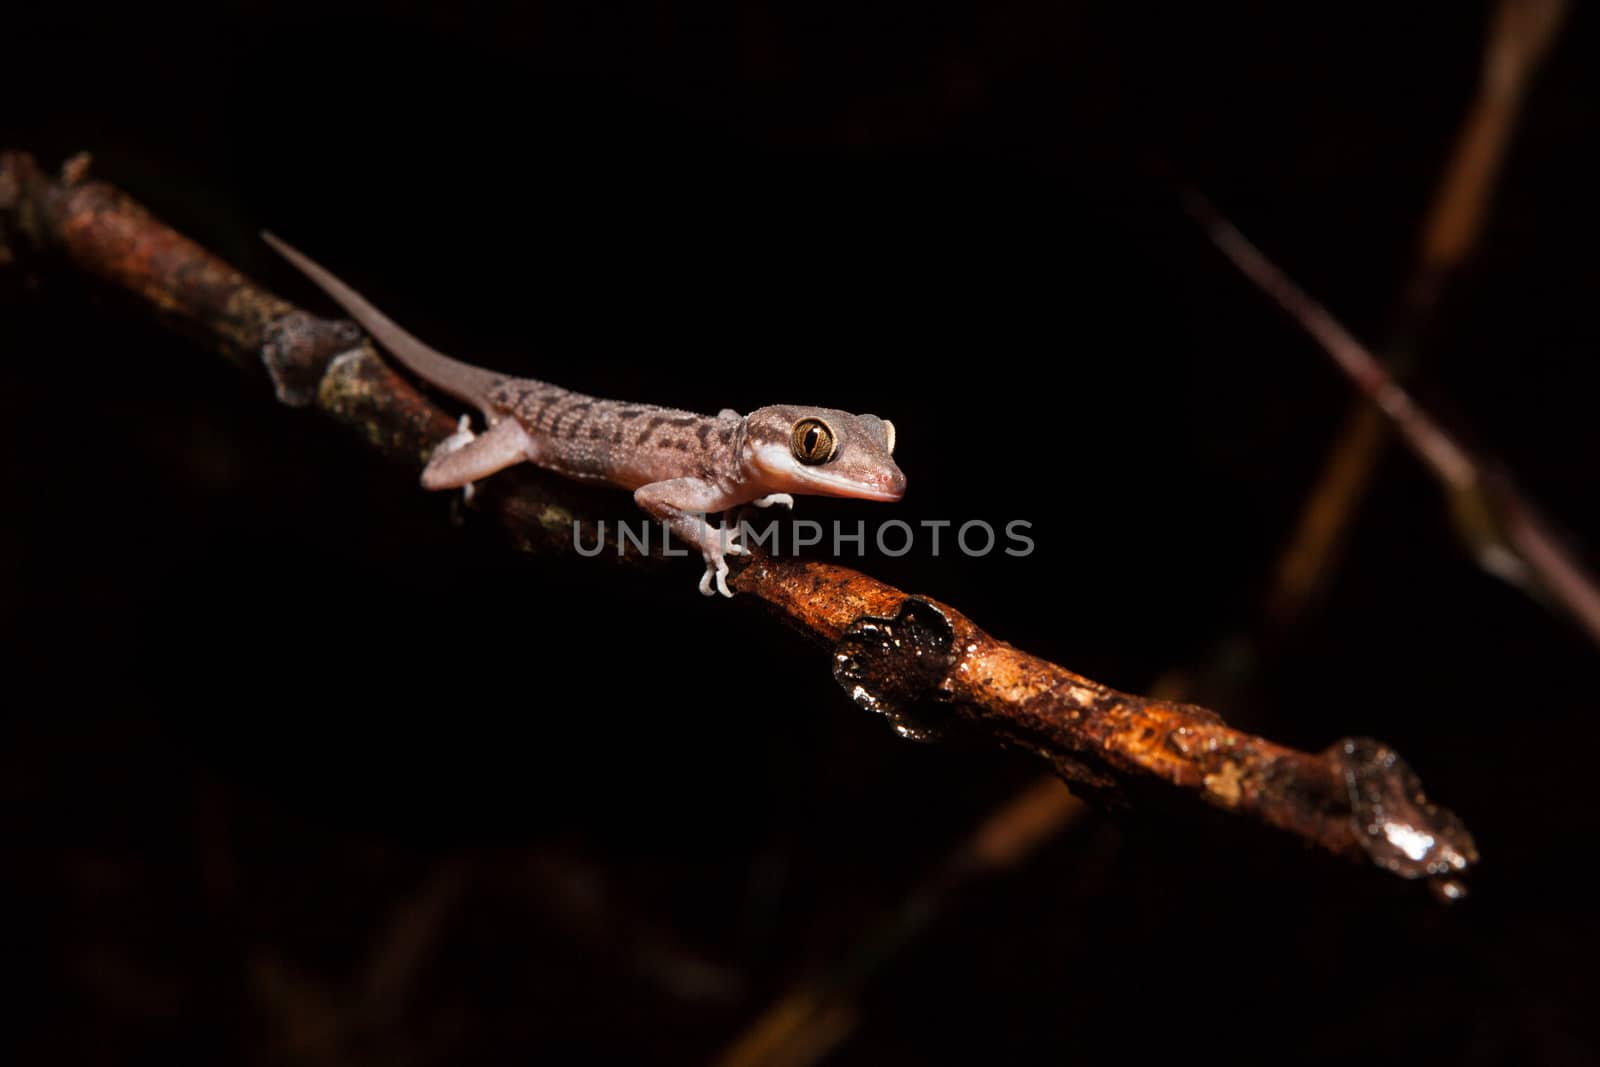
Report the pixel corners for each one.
[805,427,821,454]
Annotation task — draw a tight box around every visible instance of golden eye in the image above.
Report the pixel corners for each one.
[790,417,838,465]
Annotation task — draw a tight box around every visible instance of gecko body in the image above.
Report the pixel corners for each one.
[262,233,906,596]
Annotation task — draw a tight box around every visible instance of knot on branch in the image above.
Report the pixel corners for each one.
[833,597,959,741]
[262,310,364,407]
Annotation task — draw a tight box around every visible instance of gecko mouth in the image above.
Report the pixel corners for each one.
[750,445,906,502]
[794,469,907,502]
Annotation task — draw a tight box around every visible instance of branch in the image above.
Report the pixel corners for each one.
[1188,193,1600,649]
[1264,0,1569,625]
[0,149,1477,890]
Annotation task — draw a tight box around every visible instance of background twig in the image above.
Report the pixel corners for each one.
[1264,0,1569,626]
[1189,194,1600,647]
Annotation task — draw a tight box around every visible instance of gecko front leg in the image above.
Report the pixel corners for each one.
[634,478,750,597]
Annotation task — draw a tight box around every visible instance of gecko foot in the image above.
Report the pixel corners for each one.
[434,415,479,503]
[436,414,476,456]
[698,554,735,598]
[752,493,794,509]
[718,521,749,557]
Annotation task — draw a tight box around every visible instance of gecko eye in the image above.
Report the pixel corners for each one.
[790,417,838,465]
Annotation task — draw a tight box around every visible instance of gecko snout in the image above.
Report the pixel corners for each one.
[854,465,906,502]
[881,466,907,500]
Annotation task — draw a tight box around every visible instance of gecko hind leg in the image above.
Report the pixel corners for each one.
[420,417,534,493]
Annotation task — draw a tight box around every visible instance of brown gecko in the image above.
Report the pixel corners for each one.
[262,233,906,596]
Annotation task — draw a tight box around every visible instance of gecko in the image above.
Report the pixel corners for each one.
[261,232,906,597]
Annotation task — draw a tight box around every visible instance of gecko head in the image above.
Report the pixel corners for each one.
[742,406,906,502]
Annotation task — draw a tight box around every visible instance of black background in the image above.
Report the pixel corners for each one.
[4,2,1599,1063]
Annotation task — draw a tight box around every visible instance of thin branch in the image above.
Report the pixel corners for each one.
[1188,193,1600,648]
[0,148,1478,888]
[1188,193,1478,489]
[1264,0,1569,625]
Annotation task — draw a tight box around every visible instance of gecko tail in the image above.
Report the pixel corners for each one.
[260,230,501,411]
